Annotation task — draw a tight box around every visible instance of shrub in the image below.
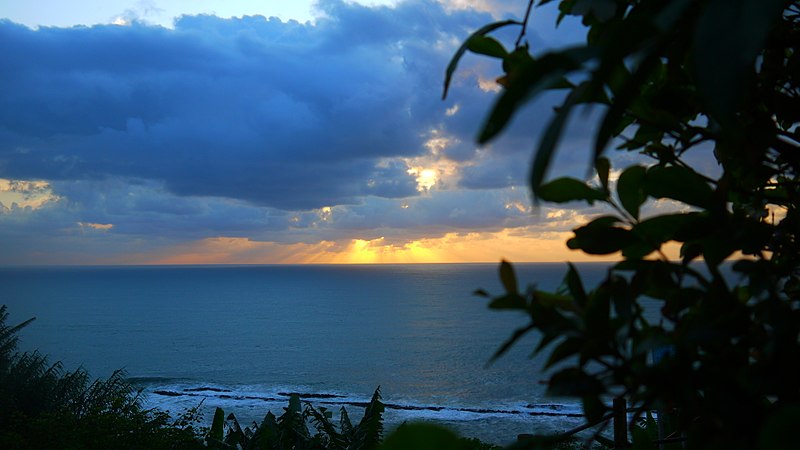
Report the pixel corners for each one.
[0,305,204,449]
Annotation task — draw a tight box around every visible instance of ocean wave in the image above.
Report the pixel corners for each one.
[137,382,584,422]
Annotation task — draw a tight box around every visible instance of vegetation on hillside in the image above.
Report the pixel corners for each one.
[0,305,205,449]
[444,0,799,449]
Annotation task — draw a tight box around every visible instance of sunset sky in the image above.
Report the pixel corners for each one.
[0,0,672,265]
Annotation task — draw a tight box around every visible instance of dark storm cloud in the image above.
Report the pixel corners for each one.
[0,0,513,211]
[0,0,614,263]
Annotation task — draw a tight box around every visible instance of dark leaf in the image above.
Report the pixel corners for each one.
[545,337,583,368]
[582,395,609,425]
[595,48,662,160]
[465,35,508,59]
[565,263,588,306]
[584,287,611,338]
[693,0,785,125]
[489,323,536,364]
[473,288,490,298]
[489,293,527,310]
[381,423,462,450]
[353,387,385,450]
[531,103,572,197]
[531,82,594,196]
[700,234,737,266]
[643,165,714,208]
[538,177,607,204]
[633,213,701,244]
[547,368,605,397]
[596,156,610,190]
[499,259,518,294]
[535,290,579,312]
[443,20,521,100]
[680,241,703,263]
[483,48,595,145]
[207,407,225,447]
[617,165,647,219]
[568,216,633,255]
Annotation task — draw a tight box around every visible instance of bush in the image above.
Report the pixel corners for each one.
[0,305,204,449]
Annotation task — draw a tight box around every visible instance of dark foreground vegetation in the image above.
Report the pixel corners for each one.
[444,0,800,449]
[0,305,204,449]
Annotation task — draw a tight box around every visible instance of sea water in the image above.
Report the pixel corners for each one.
[1,263,614,444]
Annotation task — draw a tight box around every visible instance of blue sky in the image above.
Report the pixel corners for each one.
[0,0,620,264]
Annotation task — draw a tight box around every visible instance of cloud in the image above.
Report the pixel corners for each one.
[0,178,60,211]
[0,0,615,264]
[0,2,503,210]
[78,221,113,230]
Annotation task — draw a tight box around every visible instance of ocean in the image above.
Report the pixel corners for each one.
[1,263,615,445]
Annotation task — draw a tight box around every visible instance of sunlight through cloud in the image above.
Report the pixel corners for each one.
[0,179,60,212]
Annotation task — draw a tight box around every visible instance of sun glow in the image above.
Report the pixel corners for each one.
[407,168,438,192]
[131,227,642,266]
[0,178,60,212]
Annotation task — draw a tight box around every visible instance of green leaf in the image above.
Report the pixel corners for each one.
[499,260,518,294]
[442,19,521,100]
[643,165,714,208]
[538,177,607,204]
[465,35,508,59]
[617,165,646,219]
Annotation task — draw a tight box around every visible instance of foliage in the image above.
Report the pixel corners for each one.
[206,387,385,450]
[0,304,204,449]
[444,1,800,449]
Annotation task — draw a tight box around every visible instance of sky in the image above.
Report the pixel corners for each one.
[0,0,650,265]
